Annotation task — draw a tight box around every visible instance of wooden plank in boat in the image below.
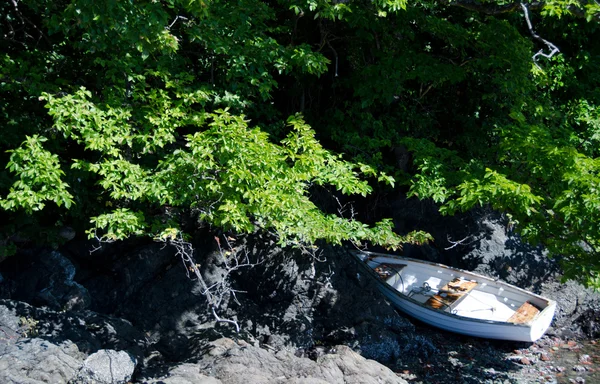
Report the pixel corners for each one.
[508,301,540,324]
[426,278,478,310]
[373,263,407,280]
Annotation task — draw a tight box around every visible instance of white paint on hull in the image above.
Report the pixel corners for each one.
[355,251,556,342]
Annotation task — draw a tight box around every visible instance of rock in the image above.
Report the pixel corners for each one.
[540,352,551,361]
[141,338,407,384]
[38,251,92,311]
[0,301,22,342]
[0,300,147,364]
[80,244,178,314]
[59,227,76,242]
[72,239,414,362]
[0,338,83,383]
[519,357,531,365]
[75,349,136,384]
[3,203,600,384]
[230,243,413,355]
[144,364,221,383]
[579,354,592,364]
[1,250,91,311]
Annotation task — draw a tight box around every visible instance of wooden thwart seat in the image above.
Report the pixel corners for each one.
[373,263,407,280]
[508,301,540,324]
[426,278,478,310]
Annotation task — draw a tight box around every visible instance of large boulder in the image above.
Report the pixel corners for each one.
[0,338,83,384]
[75,349,136,384]
[0,301,84,384]
[141,338,408,384]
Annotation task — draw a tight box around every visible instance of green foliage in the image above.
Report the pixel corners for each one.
[1,135,73,213]
[2,0,600,286]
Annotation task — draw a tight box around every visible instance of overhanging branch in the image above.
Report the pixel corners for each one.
[443,0,599,22]
[521,3,560,66]
[442,0,543,15]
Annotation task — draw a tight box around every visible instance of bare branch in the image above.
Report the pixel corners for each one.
[212,307,240,333]
[521,3,560,66]
[445,0,599,22]
[442,0,543,15]
[167,15,188,30]
[89,231,116,254]
[166,233,262,332]
[7,0,51,46]
[444,235,476,250]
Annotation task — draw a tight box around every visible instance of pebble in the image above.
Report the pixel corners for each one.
[579,354,592,364]
[540,352,551,361]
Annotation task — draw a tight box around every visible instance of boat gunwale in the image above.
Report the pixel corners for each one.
[352,250,557,328]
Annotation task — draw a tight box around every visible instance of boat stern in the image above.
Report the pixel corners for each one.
[529,300,557,342]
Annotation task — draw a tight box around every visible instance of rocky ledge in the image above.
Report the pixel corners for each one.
[1,209,599,383]
[0,301,404,384]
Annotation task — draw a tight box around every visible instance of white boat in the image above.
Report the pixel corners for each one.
[353,250,556,342]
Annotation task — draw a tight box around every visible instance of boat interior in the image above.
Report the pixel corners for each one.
[367,257,546,324]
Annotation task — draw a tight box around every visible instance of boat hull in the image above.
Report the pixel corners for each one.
[354,251,556,342]
[376,276,555,342]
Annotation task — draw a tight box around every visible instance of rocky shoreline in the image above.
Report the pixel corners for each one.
[1,210,599,383]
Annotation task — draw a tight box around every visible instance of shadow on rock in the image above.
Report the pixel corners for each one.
[0,299,147,362]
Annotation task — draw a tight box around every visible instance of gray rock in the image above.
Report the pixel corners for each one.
[0,338,83,384]
[0,300,147,365]
[0,301,22,342]
[142,338,406,384]
[144,363,222,383]
[75,349,136,384]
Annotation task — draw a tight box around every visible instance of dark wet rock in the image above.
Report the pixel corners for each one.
[574,307,600,339]
[64,237,413,363]
[2,201,600,384]
[75,349,137,384]
[226,243,415,363]
[0,338,83,383]
[79,244,179,314]
[0,250,91,311]
[539,280,600,339]
[0,300,147,363]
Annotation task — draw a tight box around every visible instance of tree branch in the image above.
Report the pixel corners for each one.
[167,233,262,332]
[443,0,600,22]
[442,0,543,15]
[521,3,560,66]
[7,0,51,46]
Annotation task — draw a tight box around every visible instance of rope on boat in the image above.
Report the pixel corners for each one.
[408,282,431,297]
